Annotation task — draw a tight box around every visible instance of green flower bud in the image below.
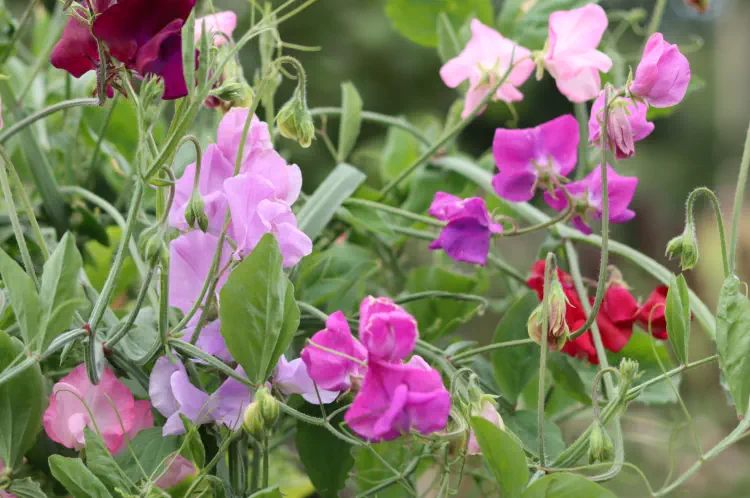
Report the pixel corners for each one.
[185,191,209,233]
[665,228,698,271]
[140,75,165,128]
[242,401,264,439]
[588,422,614,464]
[255,387,279,429]
[527,293,569,353]
[619,358,640,385]
[138,226,168,264]
[276,92,315,148]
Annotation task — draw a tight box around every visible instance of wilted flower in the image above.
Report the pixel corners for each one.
[589,93,654,159]
[631,33,691,108]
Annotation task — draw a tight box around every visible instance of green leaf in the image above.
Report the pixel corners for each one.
[385,0,493,47]
[522,473,616,498]
[7,477,46,498]
[182,10,196,96]
[296,403,354,498]
[647,77,706,120]
[39,232,83,349]
[404,267,487,340]
[716,275,750,417]
[471,417,528,497]
[180,415,206,468]
[249,486,283,498]
[337,82,363,163]
[297,163,367,240]
[548,353,591,405]
[380,124,420,186]
[49,455,113,498]
[504,410,565,460]
[0,247,41,345]
[437,12,462,64]
[498,0,595,51]
[118,307,159,366]
[491,292,540,404]
[354,440,414,498]
[84,428,135,495]
[0,330,44,469]
[665,274,691,364]
[220,234,300,384]
[115,427,181,484]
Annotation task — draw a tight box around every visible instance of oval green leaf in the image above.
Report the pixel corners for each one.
[522,473,616,498]
[471,416,528,498]
[716,275,750,417]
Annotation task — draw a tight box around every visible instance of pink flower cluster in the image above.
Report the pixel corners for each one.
[300,297,451,442]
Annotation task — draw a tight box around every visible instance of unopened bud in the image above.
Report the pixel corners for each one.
[527,304,568,352]
[185,192,208,233]
[588,422,614,464]
[619,358,640,384]
[139,226,168,264]
[255,387,279,429]
[276,92,315,148]
[242,401,264,439]
[141,75,165,127]
[665,228,698,271]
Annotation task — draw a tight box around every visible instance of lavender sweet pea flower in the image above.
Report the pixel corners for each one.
[301,311,367,391]
[492,115,579,202]
[216,108,273,167]
[274,355,339,404]
[589,93,654,159]
[428,193,502,266]
[184,319,231,361]
[212,368,253,430]
[544,164,639,235]
[631,33,691,108]
[359,296,418,363]
[344,356,451,442]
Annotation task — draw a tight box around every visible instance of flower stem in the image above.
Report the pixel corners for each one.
[685,187,729,277]
[343,198,445,227]
[310,107,431,145]
[105,263,158,349]
[728,118,750,273]
[537,253,556,466]
[448,339,536,363]
[646,0,669,39]
[0,98,100,145]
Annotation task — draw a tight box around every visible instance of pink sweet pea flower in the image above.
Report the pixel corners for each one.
[195,11,237,46]
[216,108,273,167]
[184,319,231,361]
[543,4,612,102]
[344,356,451,442]
[544,164,639,235]
[428,193,502,266]
[440,19,535,118]
[43,364,153,453]
[492,114,579,202]
[154,454,197,489]
[467,398,505,455]
[359,296,418,363]
[630,33,691,108]
[301,311,367,391]
[589,93,654,159]
[273,355,339,404]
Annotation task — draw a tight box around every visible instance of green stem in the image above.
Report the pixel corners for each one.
[537,253,556,466]
[627,354,717,397]
[394,291,488,310]
[105,263,157,349]
[86,95,119,173]
[487,253,527,284]
[574,102,590,180]
[0,98,100,144]
[249,438,261,493]
[343,198,445,227]
[645,0,668,39]
[310,107,431,146]
[685,187,729,277]
[262,434,269,488]
[448,339,536,363]
[0,328,86,387]
[728,119,750,274]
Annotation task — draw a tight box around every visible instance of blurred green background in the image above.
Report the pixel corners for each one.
[11,0,750,496]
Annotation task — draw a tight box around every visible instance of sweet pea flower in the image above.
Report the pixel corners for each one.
[358,296,418,362]
[154,455,197,490]
[467,398,505,455]
[597,283,638,353]
[43,364,153,453]
[184,319,231,361]
[544,165,639,235]
[635,286,669,340]
[344,356,451,442]
[543,4,612,102]
[301,311,368,391]
[492,114,579,202]
[216,109,273,167]
[428,193,503,266]
[273,355,339,404]
[630,33,691,108]
[589,93,654,159]
[440,20,535,118]
[195,12,237,46]
[169,231,232,315]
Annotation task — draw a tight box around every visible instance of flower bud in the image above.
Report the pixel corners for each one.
[276,92,315,148]
[138,226,168,265]
[665,228,698,271]
[255,387,279,429]
[242,401,264,439]
[185,191,209,233]
[619,358,640,385]
[140,75,165,128]
[588,422,614,464]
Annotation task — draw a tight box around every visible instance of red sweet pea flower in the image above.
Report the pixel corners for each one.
[635,286,668,340]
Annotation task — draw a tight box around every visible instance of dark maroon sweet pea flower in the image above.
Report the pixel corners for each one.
[134,20,190,99]
[50,0,114,77]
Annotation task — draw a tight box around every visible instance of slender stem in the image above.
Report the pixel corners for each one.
[310,107,431,146]
[0,328,86,387]
[685,187,729,277]
[537,253,555,465]
[449,339,535,362]
[297,301,330,322]
[574,102,590,180]
[0,151,38,287]
[105,263,157,349]
[487,253,527,284]
[343,198,445,227]
[262,434,269,488]
[394,291,488,311]
[728,118,750,273]
[356,455,423,498]
[501,195,573,237]
[645,0,669,39]
[0,99,100,144]
[627,354,718,396]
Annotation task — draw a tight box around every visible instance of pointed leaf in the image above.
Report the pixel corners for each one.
[249,487,283,498]
[39,232,83,349]
[84,428,135,494]
[7,477,46,498]
[471,417,528,497]
[716,275,750,417]
[115,427,181,483]
[337,82,363,162]
[49,455,113,498]
[0,247,41,345]
[665,274,690,364]
[504,410,565,460]
[522,473,616,498]
[385,0,493,47]
[548,353,591,405]
[220,234,300,384]
[182,10,196,95]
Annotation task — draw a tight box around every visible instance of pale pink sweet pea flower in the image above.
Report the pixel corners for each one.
[195,12,237,47]
[216,108,273,167]
[273,355,339,404]
[301,311,368,391]
[630,33,691,108]
[344,356,451,442]
[589,93,654,159]
[467,398,505,455]
[359,296,418,363]
[492,114,579,202]
[154,454,197,489]
[543,4,612,103]
[43,364,153,453]
[440,19,535,118]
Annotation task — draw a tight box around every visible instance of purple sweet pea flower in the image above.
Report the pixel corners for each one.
[301,311,367,392]
[491,114,579,202]
[589,93,654,160]
[273,355,339,404]
[212,369,253,430]
[544,164,639,235]
[184,319,231,361]
[359,296,418,363]
[154,455,196,490]
[428,193,502,266]
[631,33,691,108]
[344,356,451,442]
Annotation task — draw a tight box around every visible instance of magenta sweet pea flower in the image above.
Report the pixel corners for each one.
[154,455,197,489]
[273,355,340,404]
[589,93,654,159]
[359,296,418,363]
[492,114,579,202]
[428,193,502,266]
[344,356,451,442]
[43,364,153,453]
[301,311,367,391]
[467,398,505,455]
[195,11,237,46]
[630,33,691,108]
[169,231,232,315]
[543,4,613,102]
[544,164,639,234]
[440,19,535,118]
